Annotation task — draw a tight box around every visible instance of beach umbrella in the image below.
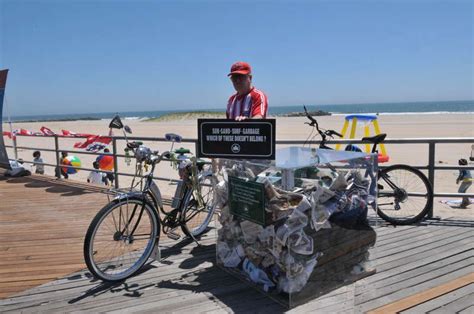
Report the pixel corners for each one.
[62,155,81,174]
[97,155,114,171]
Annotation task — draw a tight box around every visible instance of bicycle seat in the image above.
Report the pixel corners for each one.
[165,133,182,143]
[362,133,386,144]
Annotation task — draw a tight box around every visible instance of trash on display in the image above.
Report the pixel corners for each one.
[215,157,376,296]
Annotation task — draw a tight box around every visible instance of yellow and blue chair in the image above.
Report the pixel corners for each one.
[335,114,389,163]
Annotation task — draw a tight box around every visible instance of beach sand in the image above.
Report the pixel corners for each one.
[3,113,474,218]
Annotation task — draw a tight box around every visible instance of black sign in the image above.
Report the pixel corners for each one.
[228,176,267,226]
[197,119,275,159]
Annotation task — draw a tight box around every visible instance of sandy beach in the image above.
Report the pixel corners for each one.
[3,113,474,218]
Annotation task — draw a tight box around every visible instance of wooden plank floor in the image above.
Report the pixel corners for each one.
[1,175,473,313]
[0,175,112,299]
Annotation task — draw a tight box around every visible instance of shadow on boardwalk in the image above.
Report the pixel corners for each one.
[56,228,286,312]
[0,175,100,196]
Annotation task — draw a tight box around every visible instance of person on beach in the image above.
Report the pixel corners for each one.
[87,161,106,185]
[226,61,268,121]
[32,151,45,174]
[456,158,472,208]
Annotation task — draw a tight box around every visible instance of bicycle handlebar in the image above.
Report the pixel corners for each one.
[303,105,319,128]
[327,130,343,138]
[303,106,342,149]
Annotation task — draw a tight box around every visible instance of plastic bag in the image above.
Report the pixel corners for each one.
[242,258,275,291]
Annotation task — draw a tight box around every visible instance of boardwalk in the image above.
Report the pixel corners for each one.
[0,175,473,313]
[0,175,110,298]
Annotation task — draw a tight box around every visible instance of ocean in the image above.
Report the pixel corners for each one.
[5,100,473,122]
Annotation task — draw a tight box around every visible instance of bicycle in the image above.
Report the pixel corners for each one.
[303,106,433,225]
[83,116,216,282]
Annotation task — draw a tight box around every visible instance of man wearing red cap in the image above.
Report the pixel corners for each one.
[227,61,268,121]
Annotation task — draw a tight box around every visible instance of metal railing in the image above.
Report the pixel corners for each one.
[5,135,474,217]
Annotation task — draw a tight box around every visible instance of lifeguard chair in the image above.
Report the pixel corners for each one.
[335,114,390,163]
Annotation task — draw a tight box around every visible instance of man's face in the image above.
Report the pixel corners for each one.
[230,74,252,95]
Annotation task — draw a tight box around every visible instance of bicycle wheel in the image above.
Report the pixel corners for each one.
[84,198,159,281]
[181,174,216,237]
[377,164,433,225]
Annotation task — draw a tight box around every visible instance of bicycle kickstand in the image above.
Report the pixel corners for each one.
[151,244,161,261]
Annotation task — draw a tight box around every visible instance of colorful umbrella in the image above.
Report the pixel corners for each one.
[62,155,81,174]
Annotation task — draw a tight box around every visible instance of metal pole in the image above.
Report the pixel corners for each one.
[54,135,60,179]
[112,138,119,189]
[427,141,436,218]
[4,98,18,159]
[12,136,18,160]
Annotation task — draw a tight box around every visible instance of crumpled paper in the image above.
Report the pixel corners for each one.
[288,229,313,255]
[240,221,264,244]
[276,209,308,245]
[217,242,245,268]
[310,191,332,232]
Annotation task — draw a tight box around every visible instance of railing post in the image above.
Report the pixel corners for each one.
[427,141,436,218]
[12,137,18,160]
[54,135,60,179]
[112,138,119,189]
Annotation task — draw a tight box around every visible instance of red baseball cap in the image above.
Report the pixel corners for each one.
[228,61,252,76]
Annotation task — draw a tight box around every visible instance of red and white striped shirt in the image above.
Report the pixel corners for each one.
[226,87,268,120]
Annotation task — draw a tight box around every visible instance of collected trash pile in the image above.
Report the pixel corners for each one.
[215,161,377,304]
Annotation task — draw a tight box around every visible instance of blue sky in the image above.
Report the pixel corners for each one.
[1,0,472,116]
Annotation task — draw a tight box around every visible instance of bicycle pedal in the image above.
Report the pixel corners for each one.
[167,229,181,241]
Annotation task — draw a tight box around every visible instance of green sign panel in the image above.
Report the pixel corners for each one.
[229,176,266,226]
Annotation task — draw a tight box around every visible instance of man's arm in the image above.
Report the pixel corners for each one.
[250,89,268,118]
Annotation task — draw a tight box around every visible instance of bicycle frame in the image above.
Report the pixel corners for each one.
[112,144,210,240]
